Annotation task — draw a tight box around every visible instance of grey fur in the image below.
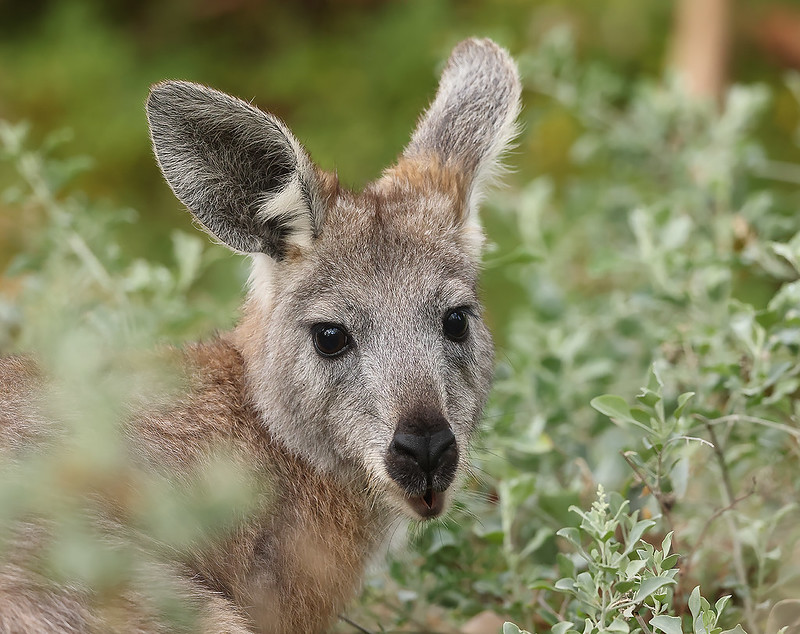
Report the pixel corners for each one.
[0,38,521,633]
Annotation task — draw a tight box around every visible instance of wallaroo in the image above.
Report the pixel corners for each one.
[0,38,520,633]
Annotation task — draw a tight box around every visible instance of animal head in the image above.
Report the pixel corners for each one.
[146,38,521,520]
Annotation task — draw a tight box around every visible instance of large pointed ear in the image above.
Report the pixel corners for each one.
[146,81,325,259]
[403,38,521,219]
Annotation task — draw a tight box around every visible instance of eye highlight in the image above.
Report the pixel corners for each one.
[312,323,350,357]
[443,309,469,341]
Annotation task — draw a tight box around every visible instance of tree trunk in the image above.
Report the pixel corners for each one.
[669,0,731,102]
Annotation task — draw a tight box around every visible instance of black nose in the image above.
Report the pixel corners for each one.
[390,428,456,475]
[385,408,459,496]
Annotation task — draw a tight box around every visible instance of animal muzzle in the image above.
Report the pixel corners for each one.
[384,409,459,518]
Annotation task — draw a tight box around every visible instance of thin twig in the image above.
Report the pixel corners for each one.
[557,595,570,621]
[654,449,675,530]
[338,614,375,634]
[685,488,755,566]
[701,419,760,634]
[537,592,562,621]
[697,413,800,440]
[635,612,654,634]
[703,421,735,503]
[677,485,756,604]
[620,451,675,535]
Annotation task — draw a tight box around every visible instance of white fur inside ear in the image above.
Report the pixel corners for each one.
[247,252,276,312]
[255,174,314,250]
[461,219,486,261]
[465,107,521,222]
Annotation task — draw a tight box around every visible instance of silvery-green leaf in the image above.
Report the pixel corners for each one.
[633,576,677,602]
[650,615,684,634]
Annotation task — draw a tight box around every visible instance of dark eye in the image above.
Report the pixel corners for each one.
[312,324,350,357]
[443,309,469,341]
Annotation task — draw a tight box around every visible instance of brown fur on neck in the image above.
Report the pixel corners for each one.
[130,338,390,633]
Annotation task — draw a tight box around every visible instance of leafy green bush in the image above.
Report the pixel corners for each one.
[508,486,744,634]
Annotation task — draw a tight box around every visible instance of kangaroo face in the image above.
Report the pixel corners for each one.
[244,184,494,519]
[146,38,520,521]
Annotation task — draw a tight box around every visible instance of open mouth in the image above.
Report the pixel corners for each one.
[406,487,446,519]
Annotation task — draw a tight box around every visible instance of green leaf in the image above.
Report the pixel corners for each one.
[616,580,636,593]
[720,626,747,634]
[622,519,656,556]
[661,553,680,569]
[556,527,582,550]
[771,242,799,271]
[592,394,633,421]
[554,577,575,591]
[557,552,576,578]
[650,615,684,634]
[575,572,597,600]
[529,579,556,591]
[552,622,575,634]
[648,364,665,391]
[171,231,204,292]
[674,392,695,419]
[608,618,630,633]
[637,389,661,408]
[591,395,651,432]
[633,576,677,602]
[662,532,673,556]
[670,456,690,499]
[689,586,702,620]
[519,527,553,559]
[714,595,731,617]
[625,559,647,579]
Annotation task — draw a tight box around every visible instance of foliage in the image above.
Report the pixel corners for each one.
[0,121,242,352]
[553,487,679,632]
[544,486,742,634]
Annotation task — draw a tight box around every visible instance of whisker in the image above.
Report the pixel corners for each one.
[464,463,494,480]
[471,447,506,461]
[457,489,495,505]
[454,506,484,527]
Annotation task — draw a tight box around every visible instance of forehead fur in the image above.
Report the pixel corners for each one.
[314,173,476,282]
[244,167,482,329]
[256,174,482,323]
